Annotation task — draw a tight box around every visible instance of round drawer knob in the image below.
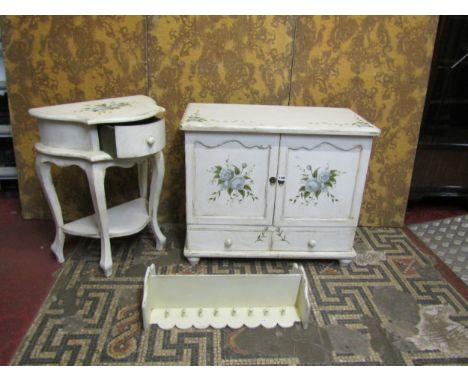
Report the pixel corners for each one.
[147,136,155,146]
[224,239,233,248]
[308,239,317,249]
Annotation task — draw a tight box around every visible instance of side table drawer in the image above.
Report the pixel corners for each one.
[272,227,355,252]
[187,227,272,252]
[99,117,165,158]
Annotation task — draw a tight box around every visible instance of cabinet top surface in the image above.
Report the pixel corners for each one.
[181,103,380,136]
[29,95,165,125]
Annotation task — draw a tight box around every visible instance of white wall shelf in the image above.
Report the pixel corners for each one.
[142,263,311,330]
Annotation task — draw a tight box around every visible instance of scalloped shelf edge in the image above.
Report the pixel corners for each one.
[142,263,311,330]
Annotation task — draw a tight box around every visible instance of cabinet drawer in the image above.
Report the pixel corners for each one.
[272,227,355,252]
[187,228,272,252]
[99,117,165,158]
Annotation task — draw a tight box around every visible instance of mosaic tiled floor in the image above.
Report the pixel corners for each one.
[11,226,468,365]
[408,215,468,285]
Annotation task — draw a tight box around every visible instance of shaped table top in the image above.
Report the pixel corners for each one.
[29,95,165,125]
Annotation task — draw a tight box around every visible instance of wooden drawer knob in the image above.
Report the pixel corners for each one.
[308,239,317,249]
[146,136,155,146]
[224,238,233,248]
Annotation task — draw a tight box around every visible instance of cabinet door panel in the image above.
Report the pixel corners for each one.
[185,132,280,225]
[274,135,372,227]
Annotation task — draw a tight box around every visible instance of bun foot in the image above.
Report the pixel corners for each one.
[187,257,200,266]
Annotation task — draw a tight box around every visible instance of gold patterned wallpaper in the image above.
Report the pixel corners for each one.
[147,16,295,223]
[2,16,438,226]
[291,16,438,226]
[2,16,147,221]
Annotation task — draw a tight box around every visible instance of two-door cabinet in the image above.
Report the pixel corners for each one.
[181,103,380,266]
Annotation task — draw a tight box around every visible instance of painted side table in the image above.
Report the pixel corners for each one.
[181,103,381,266]
[30,95,167,277]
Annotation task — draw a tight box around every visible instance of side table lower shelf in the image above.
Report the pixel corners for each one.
[63,198,150,238]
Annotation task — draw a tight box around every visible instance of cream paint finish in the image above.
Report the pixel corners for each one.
[182,103,380,266]
[274,135,373,227]
[181,103,380,136]
[31,96,167,277]
[142,263,311,330]
[185,132,280,226]
[29,95,165,125]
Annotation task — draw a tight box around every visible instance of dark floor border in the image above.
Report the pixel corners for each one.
[403,226,468,301]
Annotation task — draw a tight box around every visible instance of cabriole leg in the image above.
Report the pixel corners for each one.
[35,155,65,263]
[188,257,200,266]
[149,151,167,251]
[86,164,112,277]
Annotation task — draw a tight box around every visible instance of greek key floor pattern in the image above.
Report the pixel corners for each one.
[11,226,468,365]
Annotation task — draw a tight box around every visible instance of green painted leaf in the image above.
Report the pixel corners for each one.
[315,191,321,198]
[227,187,233,195]
[215,166,222,171]
[239,189,245,197]
[244,184,252,191]
[299,186,306,191]
[234,166,240,175]
[312,168,318,178]
[304,191,311,198]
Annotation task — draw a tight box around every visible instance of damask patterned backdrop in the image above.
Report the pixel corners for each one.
[1,16,438,226]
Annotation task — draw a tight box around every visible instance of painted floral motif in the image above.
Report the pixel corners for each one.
[185,110,207,123]
[275,227,289,243]
[255,226,269,242]
[209,159,258,203]
[290,164,341,206]
[352,116,373,128]
[81,101,131,114]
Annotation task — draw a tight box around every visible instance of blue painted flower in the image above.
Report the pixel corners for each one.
[317,170,330,184]
[305,179,322,193]
[230,176,246,190]
[219,168,234,181]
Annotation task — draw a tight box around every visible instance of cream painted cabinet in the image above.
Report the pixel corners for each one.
[181,103,380,266]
